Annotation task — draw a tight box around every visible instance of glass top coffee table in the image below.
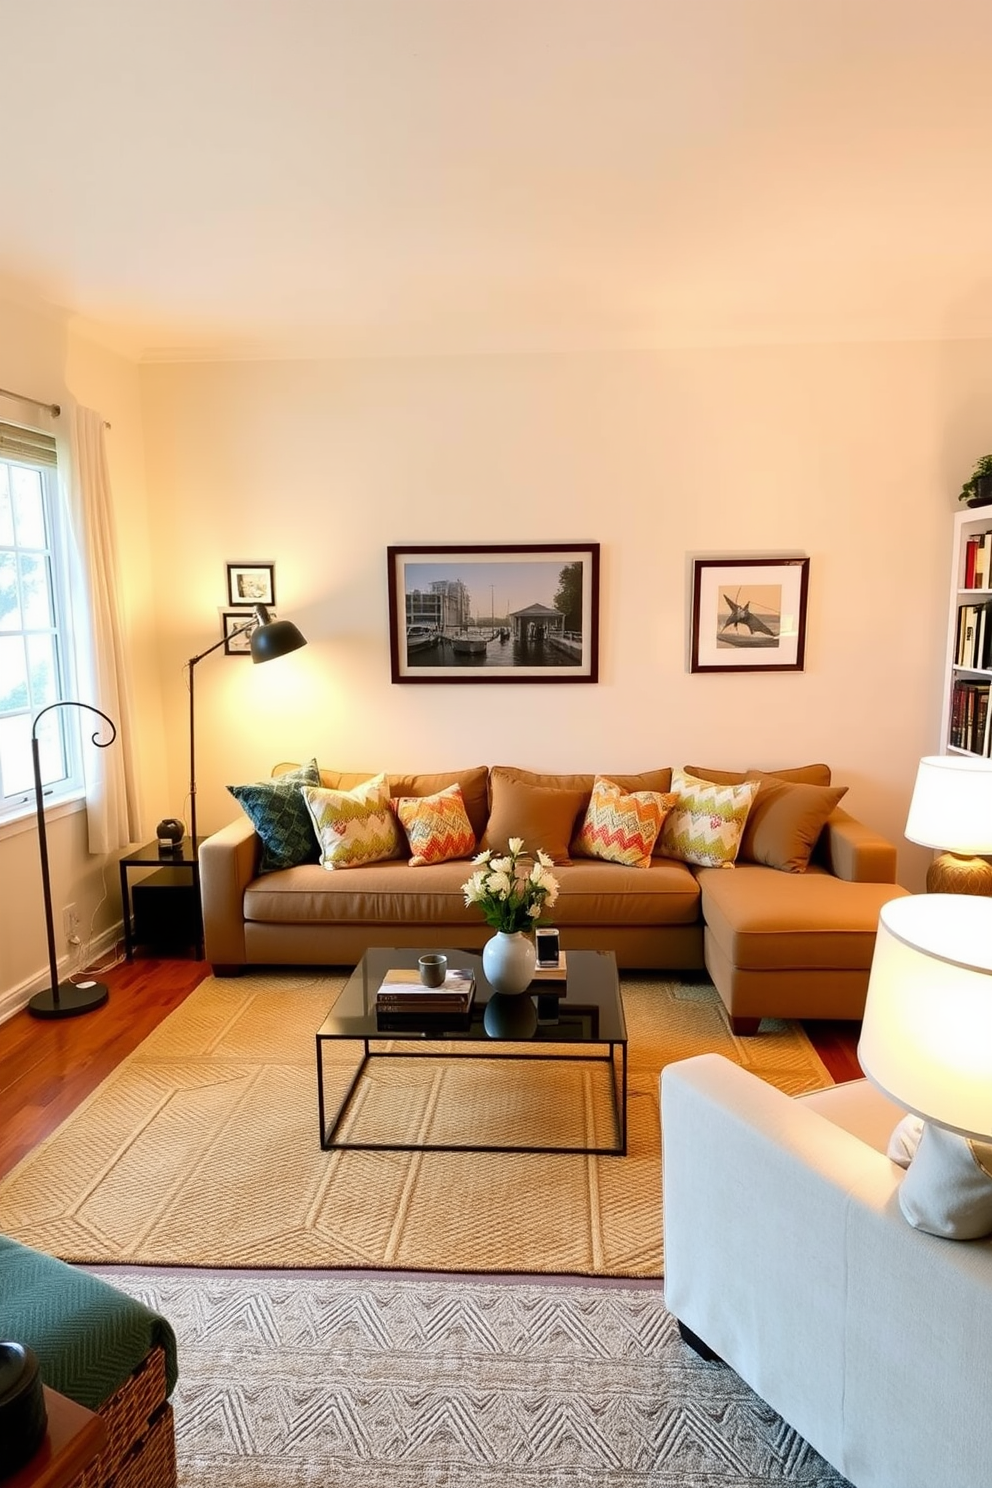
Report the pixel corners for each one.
[316,946,627,1156]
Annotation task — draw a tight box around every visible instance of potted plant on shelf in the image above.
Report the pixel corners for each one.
[959,454,992,507]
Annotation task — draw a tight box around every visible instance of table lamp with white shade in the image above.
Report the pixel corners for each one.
[859,893,992,1236]
[904,754,992,895]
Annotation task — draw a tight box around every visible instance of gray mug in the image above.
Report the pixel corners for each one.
[418,953,448,988]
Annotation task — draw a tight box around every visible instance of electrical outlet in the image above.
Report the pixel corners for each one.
[62,904,81,945]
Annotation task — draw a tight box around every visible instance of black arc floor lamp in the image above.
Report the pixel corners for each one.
[187,604,307,851]
[29,701,117,1019]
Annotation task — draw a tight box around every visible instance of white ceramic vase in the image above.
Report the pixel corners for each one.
[482,930,537,996]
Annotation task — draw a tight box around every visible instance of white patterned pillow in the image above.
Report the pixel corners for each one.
[656,767,758,869]
[300,773,401,870]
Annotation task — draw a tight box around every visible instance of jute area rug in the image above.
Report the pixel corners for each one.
[95,1266,852,1487]
[0,971,831,1277]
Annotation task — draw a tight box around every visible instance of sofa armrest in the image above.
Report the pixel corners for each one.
[661,1053,890,1468]
[816,805,898,882]
[661,1053,992,1488]
[199,815,258,968]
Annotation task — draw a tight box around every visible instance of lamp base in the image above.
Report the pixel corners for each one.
[28,981,109,1019]
[926,852,992,896]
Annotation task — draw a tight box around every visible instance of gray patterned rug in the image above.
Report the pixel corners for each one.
[94,1267,852,1487]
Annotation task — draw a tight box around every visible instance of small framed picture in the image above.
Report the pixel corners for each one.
[222,609,274,656]
[227,562,275,608]
[690,557,810,673]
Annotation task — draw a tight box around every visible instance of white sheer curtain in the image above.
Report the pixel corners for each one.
[62,405,142,852]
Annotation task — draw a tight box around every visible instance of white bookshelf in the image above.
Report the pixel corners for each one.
[940,505,992,754]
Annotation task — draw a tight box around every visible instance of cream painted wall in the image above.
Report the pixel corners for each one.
[139,340,992,894]
[0,287,157,1012]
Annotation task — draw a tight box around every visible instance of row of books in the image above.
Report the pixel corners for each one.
[374,967,476,1031]
[955,600,992,671]
[948,678,992,755]
[964,529,992,591]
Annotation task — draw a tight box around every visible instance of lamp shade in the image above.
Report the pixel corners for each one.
[248,605,307,664]
[858,893,992,1140]
[905,754,992,854]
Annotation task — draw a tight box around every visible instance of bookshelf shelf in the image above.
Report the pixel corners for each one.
[941,507,992,754]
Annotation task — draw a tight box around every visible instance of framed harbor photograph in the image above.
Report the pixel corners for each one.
[690,556,809,673]
[387,543,600,683]
[226,561,275,607]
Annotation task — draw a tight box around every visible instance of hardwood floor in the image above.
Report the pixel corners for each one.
[0,957,863,1180]
[0,956,209,1178]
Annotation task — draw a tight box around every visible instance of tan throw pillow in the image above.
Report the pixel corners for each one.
[656,768,758,869]
[300,773,401,869]
[481,773,588,865]
[740,775,848,873]
[684,762,833,787]
[574,778,678,869]
[393,784,477,867]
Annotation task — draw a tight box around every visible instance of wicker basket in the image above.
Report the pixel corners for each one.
[70,1346,176,1488]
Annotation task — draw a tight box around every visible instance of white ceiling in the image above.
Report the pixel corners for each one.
[4,0,992,362]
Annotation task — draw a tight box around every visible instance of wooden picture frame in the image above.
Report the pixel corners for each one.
[226,562,275,608]
[387,543,600,683]
[690,557,810,673]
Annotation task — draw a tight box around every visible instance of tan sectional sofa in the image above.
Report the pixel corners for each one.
[199,761,910,1032]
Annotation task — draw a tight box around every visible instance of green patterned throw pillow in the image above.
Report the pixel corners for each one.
[301,773,402,869]
[228,758,321,872]
[656,767,759,869]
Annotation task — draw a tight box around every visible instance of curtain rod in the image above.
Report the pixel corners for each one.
[0,386,60,417]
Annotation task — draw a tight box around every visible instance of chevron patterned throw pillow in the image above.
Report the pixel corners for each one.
[574,777,678,869]
[394,783,477,867]
[656,767,759,869]
[301,773,402,869]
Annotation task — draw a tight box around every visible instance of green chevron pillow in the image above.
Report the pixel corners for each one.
[301,773,402,870]
[656,767,758,869]
[228,758,321,872]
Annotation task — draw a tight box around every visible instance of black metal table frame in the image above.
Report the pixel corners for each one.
[118,838,204,961]
[316,1034,628,1157]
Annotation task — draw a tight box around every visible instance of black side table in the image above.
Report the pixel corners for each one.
[119,838,203,960]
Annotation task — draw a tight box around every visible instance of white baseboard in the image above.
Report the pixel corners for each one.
[0,923,124,1025]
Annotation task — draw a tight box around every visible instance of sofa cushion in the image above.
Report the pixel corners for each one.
[301,774,402,869]
[657,768,758,869]
[699,864,911,970]
[574,777,678,869]
[481,769,588,864]
[394,783,477,866]
[684,762,833,787]
[242,855,701,928]
[228,757,321,871]
[275,763,491,843]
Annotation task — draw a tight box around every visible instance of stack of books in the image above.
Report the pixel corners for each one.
[375,966,476,1031]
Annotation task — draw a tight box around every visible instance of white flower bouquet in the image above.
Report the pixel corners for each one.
[461,838,560,933]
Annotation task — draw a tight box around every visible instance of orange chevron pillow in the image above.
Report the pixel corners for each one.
[394,783,477,867]
[574,777,678,869]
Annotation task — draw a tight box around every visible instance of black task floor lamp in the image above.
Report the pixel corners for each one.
[187,604,307,852]
[28,701,117,1019]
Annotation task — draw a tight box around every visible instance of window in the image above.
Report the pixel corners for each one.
[0,421,81,818]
